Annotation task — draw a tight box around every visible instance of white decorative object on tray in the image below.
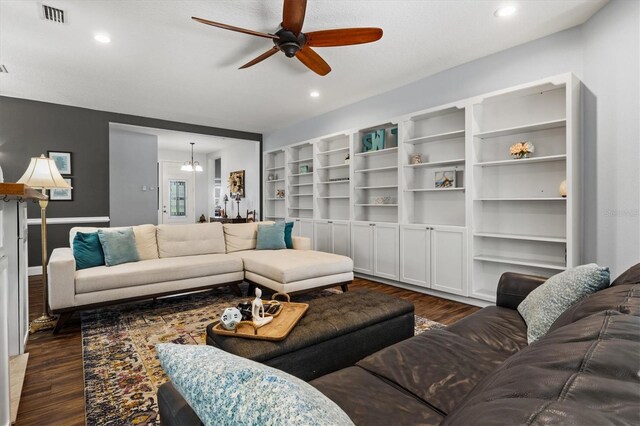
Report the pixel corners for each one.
[220,307,242,330]
[251,288,273,328]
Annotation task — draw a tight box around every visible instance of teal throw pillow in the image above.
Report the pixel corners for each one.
[256,222,286,250]
[157,344,354,426]
[72,232,105,270]
[98,228,140,266]
[517,263,610,344]
[284,221,294,249]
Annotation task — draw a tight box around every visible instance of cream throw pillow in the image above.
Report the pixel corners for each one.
[157,223,226,258]
[70,225,159,260]
[223,221,275,253]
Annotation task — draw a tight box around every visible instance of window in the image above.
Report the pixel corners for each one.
[169,179,187,217]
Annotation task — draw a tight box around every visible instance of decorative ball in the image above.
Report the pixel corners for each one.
[220,307,242,330]
[559,180,567,197]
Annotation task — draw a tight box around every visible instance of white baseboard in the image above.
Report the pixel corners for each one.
[28,266,42,276]
[354,273,492,308]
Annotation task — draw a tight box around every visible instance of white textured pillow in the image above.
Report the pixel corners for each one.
[223,221,274,253]
[132,224,158,260]
[157,223,225,258]
[157,344,354,426]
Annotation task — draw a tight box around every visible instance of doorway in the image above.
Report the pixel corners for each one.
[160,161,195,224]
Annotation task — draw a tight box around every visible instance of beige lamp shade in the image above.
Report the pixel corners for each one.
[17,154,72,189]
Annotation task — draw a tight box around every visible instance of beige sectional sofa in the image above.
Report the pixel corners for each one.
[48,222,353,332]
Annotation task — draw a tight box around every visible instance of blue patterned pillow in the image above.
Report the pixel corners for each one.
[518,263,610,343]
[256,222,286,250]
[157,344,354,426]
[97,228,140,266]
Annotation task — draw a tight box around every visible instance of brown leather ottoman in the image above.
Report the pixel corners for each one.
[205,289,415,381]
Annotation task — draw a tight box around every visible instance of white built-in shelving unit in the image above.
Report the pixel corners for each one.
[286,142,314,219]
[263,149,286,220]
[262,73,581,307]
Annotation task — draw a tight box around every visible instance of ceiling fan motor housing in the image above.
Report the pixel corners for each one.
[274,29,306,57]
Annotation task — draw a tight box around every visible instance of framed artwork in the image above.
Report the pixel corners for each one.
[50,178,73,201]
[48,151,72,175]
[435,169,456,189]
[300,165,309,174]
[228,170,245,198]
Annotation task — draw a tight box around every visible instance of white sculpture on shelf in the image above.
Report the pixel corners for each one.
[251,288,273,328]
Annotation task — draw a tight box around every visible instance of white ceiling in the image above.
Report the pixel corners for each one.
[110,123,256,154]
[0,1,606,134]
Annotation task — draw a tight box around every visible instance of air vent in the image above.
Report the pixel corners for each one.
[41,4,65,23]
[0,65,7,74]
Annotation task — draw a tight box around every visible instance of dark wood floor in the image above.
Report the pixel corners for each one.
[17,276,479,425]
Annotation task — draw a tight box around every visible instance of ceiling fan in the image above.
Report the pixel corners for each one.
[192,0,383,76]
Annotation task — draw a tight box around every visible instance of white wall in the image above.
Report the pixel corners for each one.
[158,149,210,220]
[209,141,261,218]
[264,0,639,277]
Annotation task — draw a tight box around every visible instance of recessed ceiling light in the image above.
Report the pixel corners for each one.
[310,91,320,98]
[494,5,517,17]
[94,33,111,44]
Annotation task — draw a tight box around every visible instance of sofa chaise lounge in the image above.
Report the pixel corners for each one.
[158,263,640,425]
[48,222,353,332]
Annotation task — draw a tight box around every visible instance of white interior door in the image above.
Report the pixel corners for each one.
[160,162,195,224]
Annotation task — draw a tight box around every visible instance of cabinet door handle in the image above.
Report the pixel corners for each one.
[328,221,333,224]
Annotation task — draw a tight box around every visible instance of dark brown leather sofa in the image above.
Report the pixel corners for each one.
[158,264,640,425]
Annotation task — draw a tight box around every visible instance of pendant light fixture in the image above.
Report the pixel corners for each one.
[181,142,203,172]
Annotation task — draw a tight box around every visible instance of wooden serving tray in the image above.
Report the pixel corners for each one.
[211,302,309,341]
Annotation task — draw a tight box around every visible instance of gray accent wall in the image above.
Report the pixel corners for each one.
[0,96,261,266]
[264,0,639,277]
[109,128,159,227]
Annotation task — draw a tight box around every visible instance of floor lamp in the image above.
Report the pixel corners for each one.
[17,154,72,332]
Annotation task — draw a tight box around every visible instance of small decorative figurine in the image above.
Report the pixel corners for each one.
[275,189,285,198]
[345,154,350,164]
[559,180,567,197]
[251,288,273,328]
[268,174,274,181]
[410,154,423,165]
[220,307,242,330]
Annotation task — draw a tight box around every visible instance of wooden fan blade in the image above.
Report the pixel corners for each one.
[282,0,307,34]
[239,47,280,69]
[295,45,331,76]
[306,28,383,47]
[192,16,279,40]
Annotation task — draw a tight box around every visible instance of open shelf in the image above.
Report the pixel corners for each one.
[404,129,465,144]
[317,164,349,170]
[266,179,285,183]
[354,204,398,207]
[475,197,566,201]
[405,187,465,192]
[287,158,313,164]
[474,255,566,271]
[475,154,566,167]
[474,232,567,243]
[265,166,285,171]
[474,119,566,139]
[289,172,313,177]
[404,158,465,169]
[290,194,313,197]
[355,185,398,190]
[355,166,397,173]
[318,196,350,199]
[317,146,350,155]
[318,180,350,184]
[289,183,313,187]
[266,198,285,201]
[354,147,398,157]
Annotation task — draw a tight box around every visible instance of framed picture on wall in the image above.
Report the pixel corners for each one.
[50,178,73,201]
[48,151,72,175]
[228,170,245,198]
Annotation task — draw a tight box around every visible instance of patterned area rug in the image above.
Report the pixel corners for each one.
[81,286,444,425]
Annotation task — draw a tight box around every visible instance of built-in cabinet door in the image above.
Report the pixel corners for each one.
[400,225,430,287]
[292,219,314,247]
[350,222,373,275]
[373,223,399,281]
[313,221,332,253]
[331,221,350,257]
[430,226,467,296]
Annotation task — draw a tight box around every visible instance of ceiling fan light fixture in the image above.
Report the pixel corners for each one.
[494,5,517,17]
